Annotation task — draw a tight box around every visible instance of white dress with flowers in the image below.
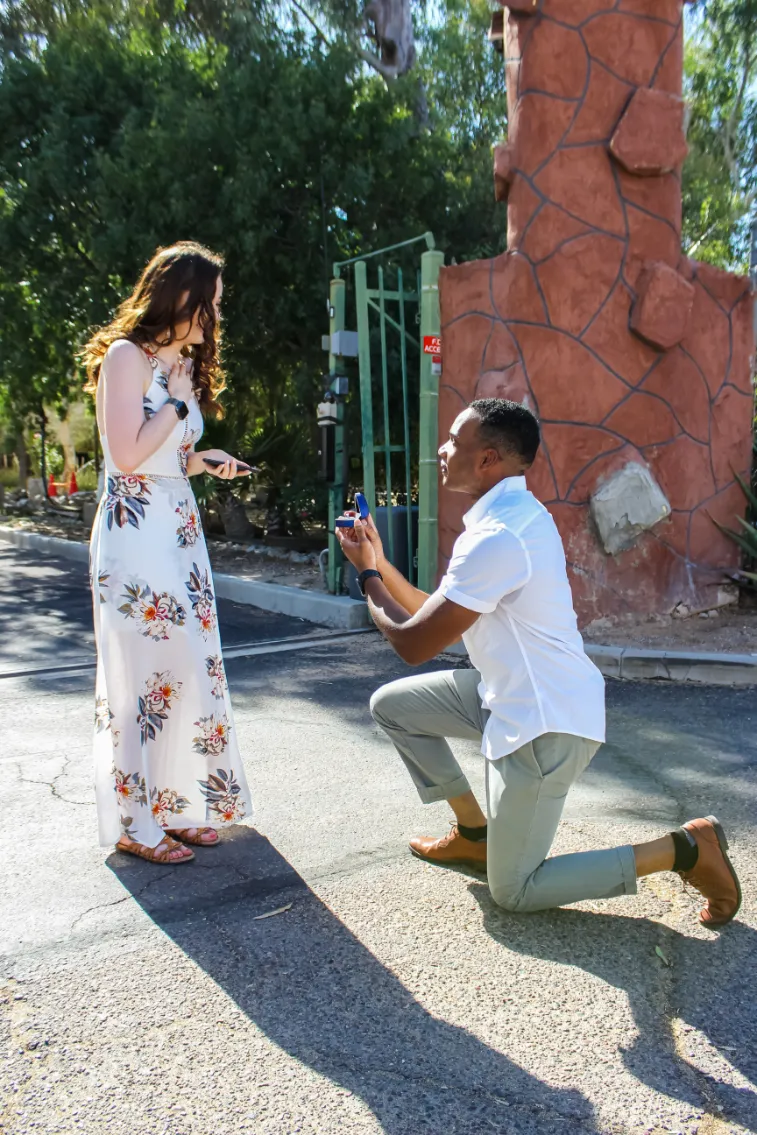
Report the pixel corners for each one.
[90,363,252,848]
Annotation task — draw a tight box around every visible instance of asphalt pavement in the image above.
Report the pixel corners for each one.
[1,545,756,1135]
[0,544,331,677]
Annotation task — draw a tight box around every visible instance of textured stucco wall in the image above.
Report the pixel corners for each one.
[438,0,755,624]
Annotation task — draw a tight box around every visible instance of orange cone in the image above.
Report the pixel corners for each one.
[68,470,79,495]
[48,473,57,497]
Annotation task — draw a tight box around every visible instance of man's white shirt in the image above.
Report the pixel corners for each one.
[438,476,606,760]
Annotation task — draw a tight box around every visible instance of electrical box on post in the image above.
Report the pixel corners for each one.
[330,331,359,358]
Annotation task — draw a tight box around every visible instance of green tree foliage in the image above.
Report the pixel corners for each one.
[1,0,751,508]
[683,0,757,270]
[0,0,505,489]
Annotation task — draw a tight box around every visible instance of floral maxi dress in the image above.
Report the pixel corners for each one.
[90,365,252,848]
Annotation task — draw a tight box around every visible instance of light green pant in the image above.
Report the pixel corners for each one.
[370,668,638,913]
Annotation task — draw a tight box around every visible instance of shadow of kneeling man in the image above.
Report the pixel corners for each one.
[470,882,757,1133]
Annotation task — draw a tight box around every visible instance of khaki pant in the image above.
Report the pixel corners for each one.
[371,668,637,913]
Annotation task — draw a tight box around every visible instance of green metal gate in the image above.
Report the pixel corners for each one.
[323,234,443,596]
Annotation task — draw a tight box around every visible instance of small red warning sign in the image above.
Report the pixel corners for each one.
[423,335,442,357]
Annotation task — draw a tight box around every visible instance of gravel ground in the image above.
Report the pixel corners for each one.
[581,607,757,655]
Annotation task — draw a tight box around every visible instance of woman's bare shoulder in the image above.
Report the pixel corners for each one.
[102,339,150,381]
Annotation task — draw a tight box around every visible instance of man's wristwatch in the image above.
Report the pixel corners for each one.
[166,397,189,421]
[358,568,383,596]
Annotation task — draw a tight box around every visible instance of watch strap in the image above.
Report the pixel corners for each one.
[166,396,189,420]
[358,568,383,596]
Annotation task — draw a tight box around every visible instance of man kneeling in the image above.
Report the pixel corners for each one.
[336,398,741,926]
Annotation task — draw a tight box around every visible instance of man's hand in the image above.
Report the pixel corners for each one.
[340,509,386,568]
[362,512,385,569]
[335,518,378,574]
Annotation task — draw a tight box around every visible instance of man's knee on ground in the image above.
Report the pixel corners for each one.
[489,875,532,914]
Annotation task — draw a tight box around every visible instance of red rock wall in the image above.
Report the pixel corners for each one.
[438,0,755,625]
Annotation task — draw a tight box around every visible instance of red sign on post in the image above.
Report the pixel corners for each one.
[423,335,441,357]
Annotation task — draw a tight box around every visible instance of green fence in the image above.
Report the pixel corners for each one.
[324,235,442,595]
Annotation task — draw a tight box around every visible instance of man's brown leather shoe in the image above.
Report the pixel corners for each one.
[677,816,742,927]
[409,825,487,870]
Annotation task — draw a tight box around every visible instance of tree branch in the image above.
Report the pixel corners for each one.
[722,26,753,181]
[686,218,721,257]
[288,0,332,45]
[354,41,399,81]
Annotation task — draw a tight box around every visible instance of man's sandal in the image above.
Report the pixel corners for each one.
[165,827,219,847]
[116,835,195,863]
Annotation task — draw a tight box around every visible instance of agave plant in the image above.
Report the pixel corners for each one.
[714,471,757,587]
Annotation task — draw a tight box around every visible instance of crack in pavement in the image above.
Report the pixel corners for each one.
[68,870,174,933]
[1,746,88,768]
[669,1019,742,1135]
[14,754,92,807]
[591,741,730,1126]
[597,734,756,1130]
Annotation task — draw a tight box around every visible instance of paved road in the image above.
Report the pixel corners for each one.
[0,544,332,676]
[1,547,756,1135]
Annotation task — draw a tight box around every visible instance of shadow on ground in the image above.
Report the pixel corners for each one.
[229,655,757,830]
[470,884,757,1133]
[0,544,318,677]
[109,826,601,1135]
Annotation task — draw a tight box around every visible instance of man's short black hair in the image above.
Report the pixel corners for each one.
[469,398,541,466]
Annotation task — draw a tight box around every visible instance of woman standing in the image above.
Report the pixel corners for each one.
[83,241,253,864]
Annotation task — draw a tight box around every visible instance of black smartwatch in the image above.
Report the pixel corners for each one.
[358,568,383,596]
[166,396,189,421]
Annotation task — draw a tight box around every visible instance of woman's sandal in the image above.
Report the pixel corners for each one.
[165,827,219,847]
[116,835,195,863]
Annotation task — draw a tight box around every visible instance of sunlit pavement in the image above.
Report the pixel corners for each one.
[1,546,755,1135]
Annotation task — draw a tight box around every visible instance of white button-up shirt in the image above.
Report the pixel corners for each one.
[438,476,605,760]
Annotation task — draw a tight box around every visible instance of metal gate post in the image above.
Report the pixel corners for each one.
[354,261,376,512]
[417,249,444,593]
[327,276,347,594]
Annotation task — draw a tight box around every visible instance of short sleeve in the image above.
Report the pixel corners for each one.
[438,527,531,614]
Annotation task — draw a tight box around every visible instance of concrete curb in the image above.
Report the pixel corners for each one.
[212,574,371,630]
[2,525,755,681]
[585,643,757,687]
[0,525,90,564]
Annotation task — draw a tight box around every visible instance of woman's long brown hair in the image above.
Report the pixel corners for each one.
[82,241,226,418]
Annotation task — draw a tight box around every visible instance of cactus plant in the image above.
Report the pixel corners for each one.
[714,471,757,587]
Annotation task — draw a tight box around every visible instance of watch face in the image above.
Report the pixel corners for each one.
[177,402,189,420]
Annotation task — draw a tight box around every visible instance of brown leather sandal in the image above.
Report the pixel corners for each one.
[165,827,219,847]
[116,835,195,863]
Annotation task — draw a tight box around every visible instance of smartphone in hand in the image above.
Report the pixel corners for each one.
[203,457,253,474]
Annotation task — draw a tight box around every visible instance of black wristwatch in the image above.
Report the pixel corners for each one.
[358,568,383,596]
[166,396,189,421]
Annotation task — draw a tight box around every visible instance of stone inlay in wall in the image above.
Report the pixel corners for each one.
[590,462,670,555]
[630,261,694,350]
[609,87,689,176]
[439,0,754,624]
